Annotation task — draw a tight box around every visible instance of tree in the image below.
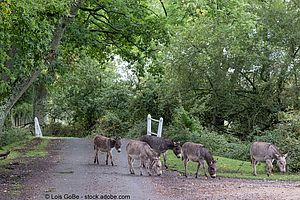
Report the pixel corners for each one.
[0,0,169,134]
[161,0,300,137]
[0,0,83,134]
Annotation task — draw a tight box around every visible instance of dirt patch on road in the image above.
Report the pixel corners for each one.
[152,171,300,200]
[0,139,62,200]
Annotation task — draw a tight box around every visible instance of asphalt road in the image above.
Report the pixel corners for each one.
[25,138,165,200]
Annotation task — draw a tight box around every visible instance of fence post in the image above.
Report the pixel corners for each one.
[146,114,163,137]
[34,117,42,138]
[157,117,163,137]
[147,114,152,135]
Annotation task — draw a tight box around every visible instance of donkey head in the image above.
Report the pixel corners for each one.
[275,153,288,173]
[150,157,162,176]
[172,142,182,158]
[111,137,122,153]
[208,160,217,178]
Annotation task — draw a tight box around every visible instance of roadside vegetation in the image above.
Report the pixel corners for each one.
[0,128,49,166]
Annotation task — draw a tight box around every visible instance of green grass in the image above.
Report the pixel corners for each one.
[25,138,49,157]
[0,137,50,165]
[166,150,300,181]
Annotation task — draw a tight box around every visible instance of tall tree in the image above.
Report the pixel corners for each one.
[0,0,83,133]
[161,0,300,137]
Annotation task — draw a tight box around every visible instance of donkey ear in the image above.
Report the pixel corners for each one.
[283,153,288,158]
[274,154,280,159]
[174,141,181,146]
[173,141,178,146]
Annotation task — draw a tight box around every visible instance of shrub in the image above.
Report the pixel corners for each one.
[126,120,147,139]
[44,123,86,137]
[0,128,32,147]
[91,112,129,138]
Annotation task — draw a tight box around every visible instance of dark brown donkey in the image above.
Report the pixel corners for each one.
[93,135,121,166]
[182,142,217,178]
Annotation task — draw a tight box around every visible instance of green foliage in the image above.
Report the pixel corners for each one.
[165,107,250,161]
[160,0,300,137]
[43,123,85,137]
[92,112,129,138]
[126,120,147,139]
[0,0,69,99]
[0,128,32,147]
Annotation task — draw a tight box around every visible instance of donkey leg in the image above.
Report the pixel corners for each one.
[139,159,144,176]
[128,156,134,174]
[200,160,208,177]
[94,149,99,164]
[94,149,97,164]
[184,158,188,177]
[109,151,114,166]
[266,159,273,177]
[106,153,109,165]
[195,161,201,178]
[252,159,258,176]
[163,153,168,169]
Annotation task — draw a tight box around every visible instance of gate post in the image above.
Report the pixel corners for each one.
[146,114,163,137]
[157,117,163,137]
[34,117,43,138]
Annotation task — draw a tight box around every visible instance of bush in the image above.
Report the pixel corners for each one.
[91,112,129,138]
[0,128,32,147]
[44,123,86,137]
[126,120,147,139]
[165,123,250,161]
[164,106,250,160]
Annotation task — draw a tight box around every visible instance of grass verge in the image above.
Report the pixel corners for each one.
[166,150,300,181]
[0,137,51,198]
[0,137,50,165]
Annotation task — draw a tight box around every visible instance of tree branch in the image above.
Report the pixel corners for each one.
[159,0,168,16]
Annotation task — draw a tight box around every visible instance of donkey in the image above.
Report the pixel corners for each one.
[126,140,162,176]
[94,135,121,166]
[140,135,182,169]
[182,142,217,178]
[250,142,288,176]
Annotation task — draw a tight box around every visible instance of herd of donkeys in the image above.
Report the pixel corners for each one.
[93,135,288,178]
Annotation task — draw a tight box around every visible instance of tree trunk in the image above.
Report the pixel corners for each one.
[33,79,48,127]
[0,0,83,134]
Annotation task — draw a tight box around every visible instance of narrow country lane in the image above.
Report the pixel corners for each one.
[21,138,167,200]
